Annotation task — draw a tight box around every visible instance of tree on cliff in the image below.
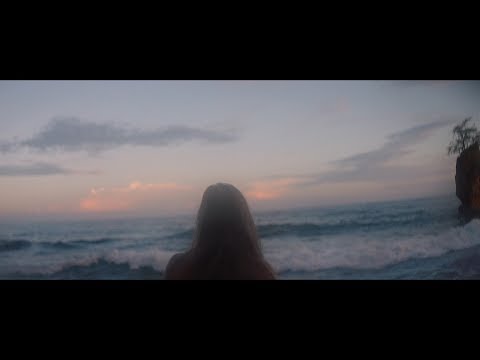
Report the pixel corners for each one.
[447,117,480,156]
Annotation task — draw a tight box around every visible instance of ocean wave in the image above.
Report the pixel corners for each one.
[26,220,480,277]
[1,247,176,278]
[257,216,438,238]
[163,229,194,240]
[278,244,480,279]
[0,237,119,253]
[0,239,31,252]
[6,259,164,280]
[1,207,477,279]
[161,215,436,242]
[264,219,480,273]
[43,237,116,249]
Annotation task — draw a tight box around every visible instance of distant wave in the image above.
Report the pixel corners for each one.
[163,229,194,240]
[43,237,116,249]
[257,213,452,238]
[262,221,397,238]
[0,237,119,253]
[164,214,446,241]
[0,239,31,252]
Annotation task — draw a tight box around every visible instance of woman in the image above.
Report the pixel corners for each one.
[165,183,275,280]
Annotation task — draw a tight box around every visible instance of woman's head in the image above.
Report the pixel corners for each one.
[193,183,261,256]
[188,183,274,279]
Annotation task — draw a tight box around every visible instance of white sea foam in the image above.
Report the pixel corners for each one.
[0,247,176,276]
[104,248,176,271]
[263,219,480,273]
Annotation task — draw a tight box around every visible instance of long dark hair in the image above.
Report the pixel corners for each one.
[187,183,274,279]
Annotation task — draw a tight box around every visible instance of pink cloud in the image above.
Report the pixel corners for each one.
[80,181,191,213]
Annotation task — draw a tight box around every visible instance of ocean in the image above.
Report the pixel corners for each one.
[1,195,480,279]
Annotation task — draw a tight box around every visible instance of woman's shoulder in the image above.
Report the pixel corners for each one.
[164,251,192,280]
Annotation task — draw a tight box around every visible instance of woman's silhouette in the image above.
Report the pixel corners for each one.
[165,183,275,280]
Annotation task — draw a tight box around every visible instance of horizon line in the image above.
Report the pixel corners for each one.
[0,192,455,225]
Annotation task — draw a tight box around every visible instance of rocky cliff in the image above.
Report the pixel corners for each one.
[456,142,480,215]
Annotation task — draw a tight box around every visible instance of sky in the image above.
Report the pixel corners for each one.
[0,80,479,220]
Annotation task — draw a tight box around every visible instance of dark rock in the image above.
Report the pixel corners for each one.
[455,142,480,214]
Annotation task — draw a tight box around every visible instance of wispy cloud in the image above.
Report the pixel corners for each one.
[0,162,99,177]
[0,162,72,177]
[307,119,455,184]
[256,120,455,188]
[1,117,239,154]
[335,120,452,166]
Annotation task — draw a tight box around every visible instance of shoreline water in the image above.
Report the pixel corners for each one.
[1,195,479,280]
[5,242,480,280]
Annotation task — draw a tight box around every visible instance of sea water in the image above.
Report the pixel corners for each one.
[1,195,479,279]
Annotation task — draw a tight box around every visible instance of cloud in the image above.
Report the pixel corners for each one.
[0,162,99,177]
[80,181,191,212]
[307,119,455,184]
[1,117,238,154]
[0,162,72,176]
[314,164,451,184]
[334,120,452,167]
[255,120,455,188]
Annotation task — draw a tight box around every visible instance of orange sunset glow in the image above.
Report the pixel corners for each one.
[246,178,304,201]
[80,181,191,213]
